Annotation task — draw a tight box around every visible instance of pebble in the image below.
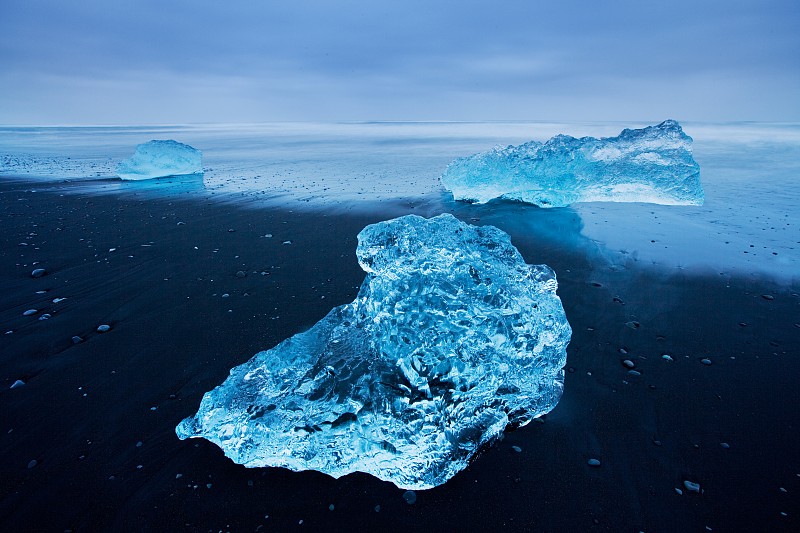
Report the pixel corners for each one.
[72,336,83,344]
[627,370,641,376]
[684,480,701,493]
[38,313,51,320]
[622,359,635,369]
[10,379,25,389]
[235,271,246,278]
[328,504,334,511]
[511,445,522,453]
[97,324,111,332]
[662,354,674,362]
[374,505,381,512]
[27,459,38,469]
[675,488,683,495]
[587,458,601,467]
[625,321,641,329]
[402,490,417,504]
[52,297,66,303]
[31,268,46,278]
[761,294,774,300]
[720,442,730,449]
[282,240,292,245]
[23,309,38,316]
[700,358,712,365]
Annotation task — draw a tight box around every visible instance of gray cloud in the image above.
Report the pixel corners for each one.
[1,0,798,123]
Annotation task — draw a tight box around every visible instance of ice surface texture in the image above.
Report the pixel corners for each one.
[177,213,571,489]
[441,120,703,207]
[116,140,202,180]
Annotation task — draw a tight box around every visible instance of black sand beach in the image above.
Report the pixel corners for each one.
[1,178,798,532]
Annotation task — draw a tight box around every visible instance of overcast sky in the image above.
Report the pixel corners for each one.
[1,0,798,124]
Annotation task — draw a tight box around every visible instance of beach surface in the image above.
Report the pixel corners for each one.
[1,176,798,531]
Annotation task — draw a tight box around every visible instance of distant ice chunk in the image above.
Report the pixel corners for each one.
[116,140,202,180]
[176,213,571,489]
[441,120,703,207]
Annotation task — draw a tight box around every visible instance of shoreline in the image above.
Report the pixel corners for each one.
[1,177,798,531]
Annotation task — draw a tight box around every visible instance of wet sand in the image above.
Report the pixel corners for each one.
[1,177,798,531]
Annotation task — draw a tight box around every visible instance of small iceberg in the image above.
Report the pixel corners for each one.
[177,214,571,489]
[441,120,703,207]
[116,140,203,180]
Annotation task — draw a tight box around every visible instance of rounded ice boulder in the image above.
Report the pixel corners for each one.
[116,140,203,180]
[176,214,572,489]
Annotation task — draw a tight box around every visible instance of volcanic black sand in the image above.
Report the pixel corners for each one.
[1,177,798,532]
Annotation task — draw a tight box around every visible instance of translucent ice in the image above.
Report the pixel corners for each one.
[177,214,571,489]
[116,140,202,180]
[441,120,703,207]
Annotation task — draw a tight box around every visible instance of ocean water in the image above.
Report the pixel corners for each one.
[2,121,798,281]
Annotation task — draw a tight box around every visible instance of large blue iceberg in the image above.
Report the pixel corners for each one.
[116,140,203,180]
[176,214,571,489]
[441,120,703,207]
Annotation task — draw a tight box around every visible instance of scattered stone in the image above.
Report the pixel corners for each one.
[587,458,601,467]
[662,354,674,362]
[652,439,662,446]
[328,504,334,511]
[720,442,730,449]
[23,309,38,316]
[626,321,641,329]
[228,228,235,232]
[97,324,111,333]
[374,505,381,513]
[52,298,66,303]
[627,370,641,376]
[31,268,46,278]
[675,488,683,495]
[282,240,292,245]
[38,313,51,321]
[27,459,38,469]
[700,358,712,366]
[10,379,25,389]
[136,441,143,448]
[235,271,246,278]
[761,294,774,301]
[72,336,83,344]
[403,490,417,504]
[622,359,635,369]
[684,480,701,493]
[176,473,183,479]
[511,445,522,453]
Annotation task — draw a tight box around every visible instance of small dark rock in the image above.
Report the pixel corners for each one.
[31,268,46,278]
[236,271,247,278]
[71,336,83,344]
[402,490,417,504]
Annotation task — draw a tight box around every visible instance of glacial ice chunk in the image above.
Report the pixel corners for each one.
[116,140,202,180]
[441,120,703,207]
[176,213,571,489]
